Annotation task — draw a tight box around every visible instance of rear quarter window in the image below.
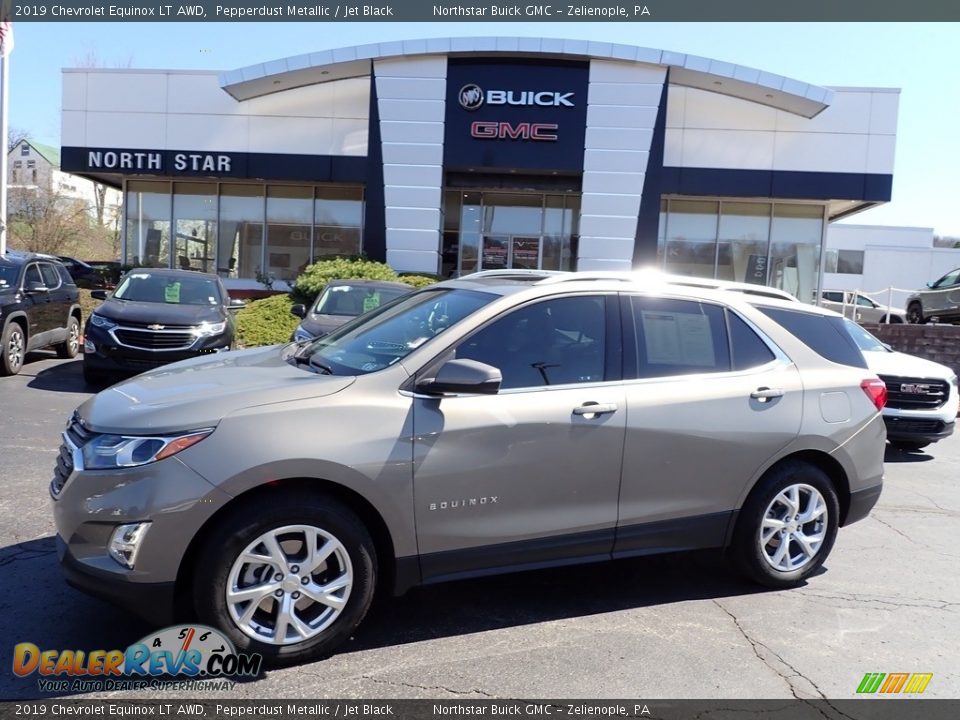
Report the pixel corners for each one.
[758,307,866,369]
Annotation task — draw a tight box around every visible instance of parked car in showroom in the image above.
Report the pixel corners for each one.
[1,251,82,375]
[82,268,243,385]
[821,290,906,324]
[906,267,960,324]
[290,279,415,342]
[52,270,886,666]
[842,319,957,451]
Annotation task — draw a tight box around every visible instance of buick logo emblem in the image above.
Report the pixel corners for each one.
[459,84,484,111]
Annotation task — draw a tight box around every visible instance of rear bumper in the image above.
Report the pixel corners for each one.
[844,482,883,527]
[884,417,955,443]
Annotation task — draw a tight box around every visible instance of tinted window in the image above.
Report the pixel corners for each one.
[39,263,61,289]
[728,312,776,370]
[630,297,730,378]
[822,292,843,302]
[0,264,18,288]
[843,319,890,353]
[24,264,42,286]
[56,264,75,286]
[758,307,867,369]
[456,296,607,389]
[313,285,411,317]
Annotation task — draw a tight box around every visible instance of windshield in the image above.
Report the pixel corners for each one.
[0,265,18,289]
[313,284,411,317]
[843,319,890,353]
[113,272,222,305]
[296,288,494,376]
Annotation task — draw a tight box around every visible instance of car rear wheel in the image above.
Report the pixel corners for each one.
[907,303,925,324]
[1,321,26,376]
[890,440,930,452]
[194,492,377,667]
[732,461,839,588]
[56,317,80,359]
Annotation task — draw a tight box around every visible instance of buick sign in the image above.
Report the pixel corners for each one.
[459,84,575,110]
[459,84,484,110]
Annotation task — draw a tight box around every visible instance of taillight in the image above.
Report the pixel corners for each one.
[861,378,887,411]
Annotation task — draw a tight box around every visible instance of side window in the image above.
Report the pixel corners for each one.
[23,264,43,287]
[758,307,867,369]
[855,295,874,307]
[56,264,75,286]
[455,296,608,389]
[727,312,776,371]
[933,270,959,288]
[40,263,62,289]
[630,297,730,378]
[822,292,843,303]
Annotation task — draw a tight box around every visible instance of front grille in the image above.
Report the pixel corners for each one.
[114,328,196,350]
[879,375,950,410]
[884,417,946,434]
[115,319,195,331]
[65,412,92,447]
[51,414,94,497]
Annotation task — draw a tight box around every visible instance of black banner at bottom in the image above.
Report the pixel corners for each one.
[1,700,958,720]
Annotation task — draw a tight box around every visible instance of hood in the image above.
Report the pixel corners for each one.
[300,314,350,338]
[94,298,225,325]
[77,345,355,434]
[863,348,955,380]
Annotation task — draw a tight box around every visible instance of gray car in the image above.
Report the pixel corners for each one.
[51,270,886,665]
[906,267,960,324]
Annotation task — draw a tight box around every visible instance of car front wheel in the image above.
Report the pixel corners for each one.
[1,321,26,376]
[907,303,925,324]
[732,461,839,588]
[194,493,377,666]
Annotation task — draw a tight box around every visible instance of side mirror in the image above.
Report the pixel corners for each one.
[290,304,306,319]
[228,298,246,310]
[25,281,48,294]
[882,342,893,351]
[90,289,108,300]
[417,359,502,396]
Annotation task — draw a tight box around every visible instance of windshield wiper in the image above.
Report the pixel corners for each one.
[308,356,334,375]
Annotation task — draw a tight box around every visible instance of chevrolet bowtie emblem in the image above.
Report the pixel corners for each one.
[147,324,165,330]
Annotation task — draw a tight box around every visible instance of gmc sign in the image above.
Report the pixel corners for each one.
[470,121,559,141]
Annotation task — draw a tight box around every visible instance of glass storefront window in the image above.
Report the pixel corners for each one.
[663,200,719,278]
[173,183,217,274]
[266,187,313,282]
[459,192,482,276]
[125,181,171,268]
[718,202,771,284]
[218,185,264,280]
[314,186,363,260]
[770,204,823,304]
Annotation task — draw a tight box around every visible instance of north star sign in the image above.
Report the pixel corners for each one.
[87,150,232,173]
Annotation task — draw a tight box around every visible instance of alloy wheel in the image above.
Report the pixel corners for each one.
[226,524,353,646]
[67,323,79,354]
[7,328,24,372]
[758,483,828,572]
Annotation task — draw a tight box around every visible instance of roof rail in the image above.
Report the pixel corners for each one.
[459,269,567,281]
[535,271,644,285]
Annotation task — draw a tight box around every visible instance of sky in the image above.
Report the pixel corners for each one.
[7,21,960,236]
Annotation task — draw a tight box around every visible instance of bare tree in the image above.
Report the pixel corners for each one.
[7,126,29,152]
[7,185,96,255]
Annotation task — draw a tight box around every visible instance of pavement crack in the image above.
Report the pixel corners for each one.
[870,514,916,543]
[359,675,496,698]
[0,538,56,567]
[713,600,825,700]
[796,589,960,611]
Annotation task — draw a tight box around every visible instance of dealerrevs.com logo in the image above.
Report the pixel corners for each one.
[13,625,262,692]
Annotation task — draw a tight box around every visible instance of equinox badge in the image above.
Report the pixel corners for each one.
[429,496,499,511]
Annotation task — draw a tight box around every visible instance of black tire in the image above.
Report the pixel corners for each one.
[732,461,839,589]
[193,492,377,667]
[56,316,81,359]
[890,440,930,452]
[1,321,26,376]
[907,303,925,324]
[880,315,903,324]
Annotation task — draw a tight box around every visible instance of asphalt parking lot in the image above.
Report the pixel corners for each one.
[1,352,958,701]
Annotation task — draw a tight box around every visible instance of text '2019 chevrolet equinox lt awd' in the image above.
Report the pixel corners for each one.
[51,271,887,665]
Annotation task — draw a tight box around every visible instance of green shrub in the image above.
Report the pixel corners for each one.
[291,258,399,304]
[235,293,299,348]
[399,273,440,289]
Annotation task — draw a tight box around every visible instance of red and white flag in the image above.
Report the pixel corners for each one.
[0,22,13,58]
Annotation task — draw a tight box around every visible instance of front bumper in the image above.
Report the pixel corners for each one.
[83,324,232,375]
[884,417,955,443]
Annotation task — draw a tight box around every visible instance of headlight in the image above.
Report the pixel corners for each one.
[81,429,212,470]
[293,326,314,343]
[194,321,227,337]
[949,375,958,387]
[89,313,116,329]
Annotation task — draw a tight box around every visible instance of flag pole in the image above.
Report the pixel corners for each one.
[0,21,9,256]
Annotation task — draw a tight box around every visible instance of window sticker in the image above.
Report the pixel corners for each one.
[164,282,181,303]
[362,292,381,313]
[642,311,716,367]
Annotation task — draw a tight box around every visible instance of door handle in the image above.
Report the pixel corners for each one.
[573,402,618,417]
[750,387,784,402]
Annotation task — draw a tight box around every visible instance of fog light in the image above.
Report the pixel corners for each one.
[108,522,151,569]
[84,339,95,353]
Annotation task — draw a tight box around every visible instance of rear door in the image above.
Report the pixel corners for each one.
[412,293,626,580]
[20,262,50,340]
[615,295,803,556]
[39,262,71,332]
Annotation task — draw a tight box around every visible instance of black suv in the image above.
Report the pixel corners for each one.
[0,251,82,375]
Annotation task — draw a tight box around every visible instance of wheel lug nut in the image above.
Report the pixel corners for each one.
[292,591,301,599]
[274,573,283,581]
[301,577,309,585]
[290,565,299,573]
[274,590,283,597]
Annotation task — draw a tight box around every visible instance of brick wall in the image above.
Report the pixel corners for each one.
[864,323,960,378]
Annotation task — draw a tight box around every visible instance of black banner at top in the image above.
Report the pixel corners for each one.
[1,0,959,22]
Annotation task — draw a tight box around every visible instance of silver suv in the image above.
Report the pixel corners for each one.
[51,271,886,665]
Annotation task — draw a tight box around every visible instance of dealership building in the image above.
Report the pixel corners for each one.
[60,37,900,301]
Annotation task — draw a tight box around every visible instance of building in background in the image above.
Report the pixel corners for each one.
[59,38,899,296]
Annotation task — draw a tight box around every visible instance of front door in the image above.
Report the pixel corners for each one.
[413,294,625,581]
[480,235,543,271]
